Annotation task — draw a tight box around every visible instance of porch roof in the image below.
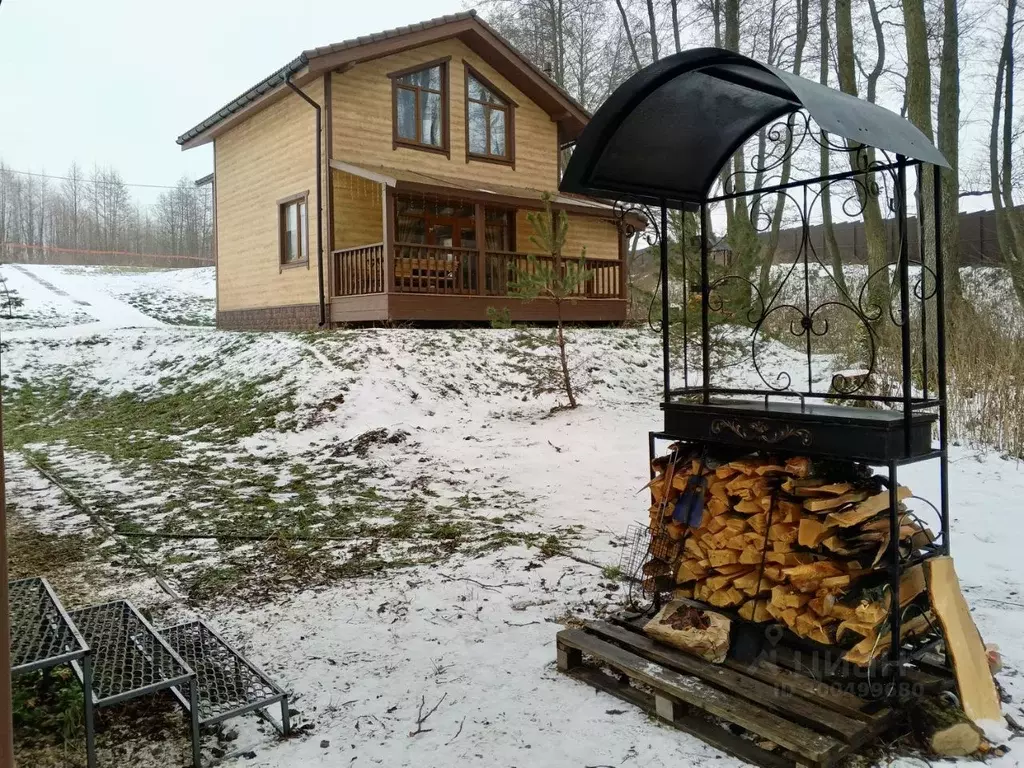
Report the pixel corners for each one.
[329,159,639,224]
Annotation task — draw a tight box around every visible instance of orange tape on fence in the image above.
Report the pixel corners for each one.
[1,243,212,262]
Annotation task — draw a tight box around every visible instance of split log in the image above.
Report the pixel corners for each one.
[910,695,984,756]
[926,557,1003,724]
[645,449,936,661]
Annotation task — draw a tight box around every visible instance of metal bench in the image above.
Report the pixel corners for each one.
[158,620,290,737]
[67,600,200,768]
[9,577,96,768]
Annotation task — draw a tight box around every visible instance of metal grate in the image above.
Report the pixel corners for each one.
[9,577,88,673]
[68,601,192,705]
[159,621,286,727]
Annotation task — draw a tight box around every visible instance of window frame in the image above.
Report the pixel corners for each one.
[278,191,310,270]
[464,62,516,168]
[389,57,451,157]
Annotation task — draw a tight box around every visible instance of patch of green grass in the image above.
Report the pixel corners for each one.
[4,377,294,463]
[601,565,623,581]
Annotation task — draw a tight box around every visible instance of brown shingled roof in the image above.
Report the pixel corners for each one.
[177,10,588,149]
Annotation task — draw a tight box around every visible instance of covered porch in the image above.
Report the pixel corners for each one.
[327,161,629,324]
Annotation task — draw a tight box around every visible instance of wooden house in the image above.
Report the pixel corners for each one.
[177,11,632,330]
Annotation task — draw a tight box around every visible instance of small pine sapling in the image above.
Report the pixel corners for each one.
[506,193,593,409]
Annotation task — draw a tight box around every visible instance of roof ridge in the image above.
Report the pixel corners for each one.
[176,9,588,148]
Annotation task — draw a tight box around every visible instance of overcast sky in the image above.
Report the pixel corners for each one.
[0,0,463,203]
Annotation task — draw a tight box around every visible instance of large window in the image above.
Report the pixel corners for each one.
[391,59,448,154]
[465,66,514,165]
[279,193,308,266]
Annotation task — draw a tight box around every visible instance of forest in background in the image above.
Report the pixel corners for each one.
[0,164,212,262]
[479,0,1024,307]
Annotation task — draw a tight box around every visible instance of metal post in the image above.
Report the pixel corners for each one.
[660,202,670,402]
[281,695,291,737]
[189,683,202,768]
[933,166,950,554]
[917,167,929,399]
[897,159,913,455]
[699,202,711,404]
[681,211,689,387]
[82,655,97,768]
[887,461,902,692]
[0,367,13,768]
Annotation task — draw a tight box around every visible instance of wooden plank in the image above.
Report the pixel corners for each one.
[729,657,892,728]
[557,629,845,765]
[926,557,1003,723]
[584,621,866,743]
[566,665,796,768]
[608,611,894,729]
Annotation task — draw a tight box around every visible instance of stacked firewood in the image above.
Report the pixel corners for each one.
[644,447,935,665]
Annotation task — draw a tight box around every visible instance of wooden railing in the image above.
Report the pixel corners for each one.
[393,243,479,294]
[333,243,385,296]
[484,251,622,299]
[331,243,624,299]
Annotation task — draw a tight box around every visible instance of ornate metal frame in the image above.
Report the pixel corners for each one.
[630,109,950,694]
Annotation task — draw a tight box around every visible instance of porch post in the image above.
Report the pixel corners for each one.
[618,226,628,299]
[475,202,486,295]
[382,184,395,293]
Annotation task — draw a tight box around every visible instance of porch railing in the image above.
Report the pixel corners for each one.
[331,243,623,299]
[393,243,479,295]
[333,242,385,296]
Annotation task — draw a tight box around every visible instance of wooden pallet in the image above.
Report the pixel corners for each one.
[557,619,903,768]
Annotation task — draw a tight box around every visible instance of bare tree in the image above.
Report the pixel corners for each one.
[835,0,890,327]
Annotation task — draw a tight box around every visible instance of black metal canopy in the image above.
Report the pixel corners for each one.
[559,47,948,206]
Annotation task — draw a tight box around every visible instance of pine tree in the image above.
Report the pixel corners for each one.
[506,193,593,409]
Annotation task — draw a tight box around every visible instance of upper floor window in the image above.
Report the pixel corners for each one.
[390,59,449,154]
[466,66,514,165]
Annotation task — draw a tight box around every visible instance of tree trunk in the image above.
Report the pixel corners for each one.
[555,298,577,408]
[615,0,643,70]
[818,0,848,297]
[936,0,963,301]
[990,0,1024,306]
[670,0,681,54]
[835,0,890,329]
[902,0,936,377]
[646,0,659,61]
[758,0,809,299]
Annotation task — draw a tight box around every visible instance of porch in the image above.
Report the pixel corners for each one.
[327,161,629,324]
[330,242,626,323]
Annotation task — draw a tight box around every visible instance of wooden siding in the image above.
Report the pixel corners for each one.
[214,81,321,312]
[331,39,558,191]
[563,214,619,261]
[330,293,626,324]
[332,169,384,249]
[513,210,619,261]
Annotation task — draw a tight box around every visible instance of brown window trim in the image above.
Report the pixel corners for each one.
[278,191,311,271]
[464,61,516,169]
[389,56,451,158]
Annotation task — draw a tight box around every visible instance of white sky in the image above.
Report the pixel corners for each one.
[0,0,463,203]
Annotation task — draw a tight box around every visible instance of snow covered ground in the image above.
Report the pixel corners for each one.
[1,264,1022,767]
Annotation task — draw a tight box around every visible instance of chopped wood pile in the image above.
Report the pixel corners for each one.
[644,447,936,664]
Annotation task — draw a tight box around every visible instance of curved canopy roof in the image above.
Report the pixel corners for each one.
[559,48,948,207]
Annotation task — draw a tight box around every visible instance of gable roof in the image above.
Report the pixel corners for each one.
[176,11,589,149]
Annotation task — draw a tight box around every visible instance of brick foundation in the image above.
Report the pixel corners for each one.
[217,303,322,331]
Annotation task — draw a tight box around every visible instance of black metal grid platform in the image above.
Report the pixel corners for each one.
[9,577,97,768]
[68,599,200,768]
[159,620,290,734]
[10,577,89,673]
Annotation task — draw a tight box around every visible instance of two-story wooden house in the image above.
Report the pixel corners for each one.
[177,11,632,330]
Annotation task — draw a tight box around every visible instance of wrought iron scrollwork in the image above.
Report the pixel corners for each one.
[710,418,812,446]
[612,199,660,246]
